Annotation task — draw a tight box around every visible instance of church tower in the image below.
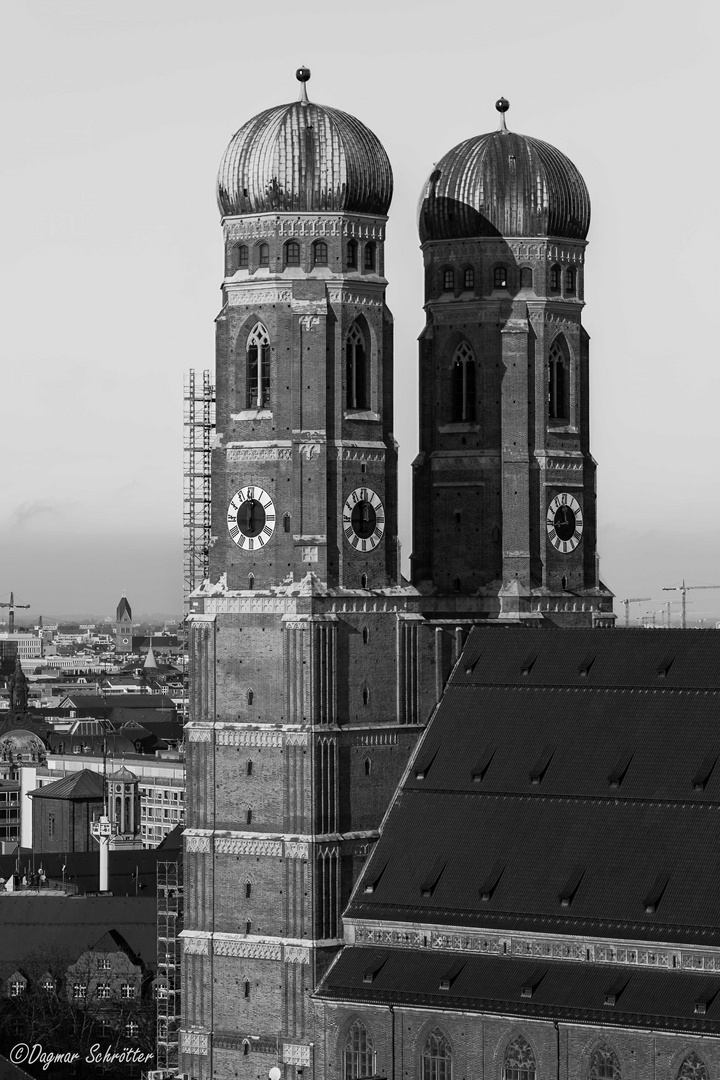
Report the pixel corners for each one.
[115,594,133,652]
[181,71,438,1080]
[412,100,614,627]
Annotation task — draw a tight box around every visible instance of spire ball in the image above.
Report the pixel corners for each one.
[296,67,311,83]
[495,97,509,113]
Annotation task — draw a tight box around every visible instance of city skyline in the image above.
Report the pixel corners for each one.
[1,0,716,620]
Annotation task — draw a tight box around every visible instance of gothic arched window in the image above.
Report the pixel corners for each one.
[346,323,368,410]
[246,322,271,409]
[451,342,476,423]
[503,1035,536,1080]
[422,1029,452,1080]
[285,240,301,266]
[677,1053,709,1080]
[565,266,576,294]
[258,243,270,267]
[313,240,328,266]
[550,264,561,292]
[548,337,569,421]
[346,239,358,268]
[494,265,508,288]
[443,269,454,292]
[344,1019,374,1080]
[590,1045,621,1080]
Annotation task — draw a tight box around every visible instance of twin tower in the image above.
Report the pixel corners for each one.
[181,71,614,1080]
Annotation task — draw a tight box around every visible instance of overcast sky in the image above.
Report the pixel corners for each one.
[1,0,716,624]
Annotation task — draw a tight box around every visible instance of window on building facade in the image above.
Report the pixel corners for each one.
[589,1046,621,1080]
[41,978,55,993]
[364,243,376,271]
[677,1052,710,1080]
[125,1021,139,1038]
[48,814,55,838]
[120,983,135,999]
[494,265,508,288]
[550,264,561,292]
[344,1019,375,1079]
[463,267,474,289]
[502,1035,536,1080]
[565,266,576,294]
[246,760,253,776]
[283,513,291,533]
[422,1029,452,1080]
[521,266,533,288]
[443,269,454,292]
[347,239,358,268]
[244,979,250,998]
[246,322,271,409]
[258,243,270,267]
[285,240,301,266]
[73,983,87,999]
[548,337,569,421]
[451,342,477,423]
[245,881,251,898]
[313,240,328,266]
[96,983,111,999]
[238,245,249,269]
[246,807,253,825]
[10,981,24,997]
[346,323,368,410]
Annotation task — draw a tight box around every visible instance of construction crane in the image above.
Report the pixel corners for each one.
[0,592,31,633]
[622,598,652,628]
[661,580,720,630]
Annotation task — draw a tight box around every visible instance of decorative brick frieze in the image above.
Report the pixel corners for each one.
[214,939,282,960]
[284,841,309,859]
[187,726,213,742]
[215,728,283,747]
[224,215,385,241]
[226,446,293,462]
[351,731,399,746]
[215,837,283,856]
[226,288,292,305]
[182,936,210,955]
[351,921,720,974]
[186,835,212,853]
[282,1043,312,1066]
[284,945,311,964]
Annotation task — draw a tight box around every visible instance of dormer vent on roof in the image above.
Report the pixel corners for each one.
[413,748,439,780]
[607,750,634,789]
[693,984,718,1015]
[420,856,446,897]
[439,959,466,991]
[418,100,590,242]
[363,861,388,895]
[558,865,586,907]
[642,872,670,914]
[604,974,630,1007]
[578,654,596,677]
[657,655,675,678]
[529,745,556,784]
[362,955,387,985]
[217,69,393,218]
[692,752,718,791]
[471,745,496,782]
[479,860,505,901]
[521,967,548,1000]
[521,653,538,676]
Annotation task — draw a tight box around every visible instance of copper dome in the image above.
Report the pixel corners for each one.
[217,82,393,218]
[418,126,590,242]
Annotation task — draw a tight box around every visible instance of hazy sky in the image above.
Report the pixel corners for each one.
[1,0,717,623]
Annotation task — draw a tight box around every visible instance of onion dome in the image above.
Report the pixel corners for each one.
[419,99,590,242]
[217,69,393,217]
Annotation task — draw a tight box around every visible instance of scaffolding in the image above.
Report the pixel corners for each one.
[183,370,215,608]
[156,858,183,1075]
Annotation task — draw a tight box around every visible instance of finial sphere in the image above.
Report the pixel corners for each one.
[496,97,510,113]
[296,67,311,83]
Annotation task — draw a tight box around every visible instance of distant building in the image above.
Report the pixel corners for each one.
[28,769,104,852]
[115,595,133,653]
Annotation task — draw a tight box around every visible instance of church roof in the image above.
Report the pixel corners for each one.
[28,769,104,802]
[345,629,720,946]
[319,947,720,1034]
[217,70,392,218]
[418,104,590,242]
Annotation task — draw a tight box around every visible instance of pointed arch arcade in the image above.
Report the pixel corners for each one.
[677,1053,710,1080]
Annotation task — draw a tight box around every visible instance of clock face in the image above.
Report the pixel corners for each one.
[343,488,385,551]
[546,492,583,553]
[227,486,276,551]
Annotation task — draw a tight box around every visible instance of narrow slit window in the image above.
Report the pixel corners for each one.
[364,243,376,271]
[451,341,476,423]
[550,264,561,292]
[346,323,368,409]
[246,322,271,409]
[548,338,569,421]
